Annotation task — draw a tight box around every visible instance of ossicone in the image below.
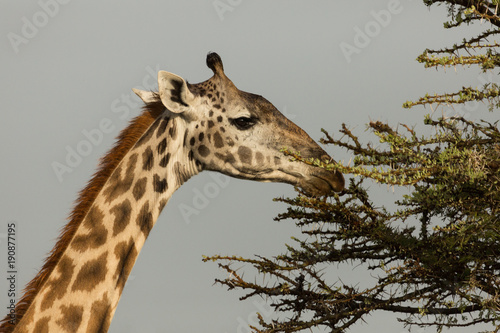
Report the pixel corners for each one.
[206,52,224,76]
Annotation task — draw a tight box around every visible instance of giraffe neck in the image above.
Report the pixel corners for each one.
[11,108,200,332]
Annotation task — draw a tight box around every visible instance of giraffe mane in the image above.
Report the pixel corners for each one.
[0,94,164,332]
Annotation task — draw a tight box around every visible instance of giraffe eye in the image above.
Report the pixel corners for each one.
[231,117,257,130]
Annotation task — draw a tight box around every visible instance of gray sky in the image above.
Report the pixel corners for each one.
[0,1,491,332]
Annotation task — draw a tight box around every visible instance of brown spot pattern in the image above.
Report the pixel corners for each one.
[198,145,210,157]
[110,199,132,236]
[40,256,75,311]
[159,153,170,168]
[56,304,84,332]
[142,147,154,171]
[157,138,167,155]
[158,198,168,214]
[256,152,264,164]
[71,252,108,292]
[135,117,161,149]
[113,238,138,294]
[213,131,224,148]
[81,204,105,228]
[168,121,177,140]
[33,317,50,333]
[102,153,138,203]
[238,146,252,164]
[153,174,167,193]
[0,100,164,331]
[156,118,169,138]
[88,292,111,333]
[132,177,147,201]
[71,206,108,252]
[183,129,189,146]
[136,202,153,237]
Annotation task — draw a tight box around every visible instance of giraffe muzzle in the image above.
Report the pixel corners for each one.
[310,170,345,195]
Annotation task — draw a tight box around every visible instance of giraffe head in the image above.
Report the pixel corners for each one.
[134,52,344,196]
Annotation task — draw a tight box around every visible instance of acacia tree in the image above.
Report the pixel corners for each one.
[204,1,500,332]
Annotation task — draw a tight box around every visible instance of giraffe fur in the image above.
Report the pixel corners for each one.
[0,52,343,333]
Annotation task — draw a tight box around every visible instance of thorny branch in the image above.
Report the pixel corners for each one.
[204,1,500,332]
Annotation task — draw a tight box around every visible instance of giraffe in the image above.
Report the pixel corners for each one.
[0,52,344,333]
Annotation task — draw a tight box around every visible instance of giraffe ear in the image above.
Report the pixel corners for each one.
[132,88,156,104]
[157,71,195,114]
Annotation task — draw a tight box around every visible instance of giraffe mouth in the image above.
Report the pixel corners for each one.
[232,167,344,196]
[235,166,276,179]
[278,168,343,196]
[310,173,344,195]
